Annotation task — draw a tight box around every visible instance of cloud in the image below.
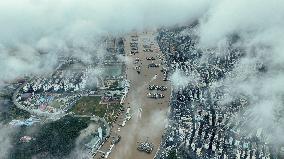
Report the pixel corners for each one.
[0,0,212,81]
[0,1,211,158]
[0,0,284,156]
[85,67,104,89]
[0,124,18,159]
[65,123,100,159]
[199,0,284,48]
[197,0,284,144]
[170,69,201,89]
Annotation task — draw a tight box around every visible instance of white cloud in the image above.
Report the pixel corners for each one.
[0,0,212,81]
[1,0,284,155]
[198,0,284,143]
[170,69,201,89]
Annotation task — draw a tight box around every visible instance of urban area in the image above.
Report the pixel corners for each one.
[1,24,284,159]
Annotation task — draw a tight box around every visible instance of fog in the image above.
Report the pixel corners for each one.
[164,0,284,145]
[1,0,284,158]
[198,0,284,144]
[0,124,18,159]
[0,0,211,81]
[0,1,210,158]
[170,69,200,89]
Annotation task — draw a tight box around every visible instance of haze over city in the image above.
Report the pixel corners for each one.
[0,0,284,159]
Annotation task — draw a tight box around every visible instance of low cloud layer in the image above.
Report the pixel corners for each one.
[1,0,284,157]
[162,0,284,145]
[170,69,200,89]
[0,124,17,159]
[195,0,284,145]
[0,0,211,81]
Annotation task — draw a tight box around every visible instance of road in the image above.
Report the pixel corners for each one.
[94,31,171,159]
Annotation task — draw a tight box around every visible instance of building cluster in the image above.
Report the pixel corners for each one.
[85,127,104,152]
[99,38,129,106]
[155,25,275,158]
[147,92,165,99]
[137,138,155,153]
[19,136,33,143]
[23,72,86,93]
[9,115,41,127]
[101,79,130,105]
[148,85,167,91]
[15,64,88,115]
[104,37,125,62]
[142,35,155,52]
[130,35,139,55]
[14,36,128,117]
